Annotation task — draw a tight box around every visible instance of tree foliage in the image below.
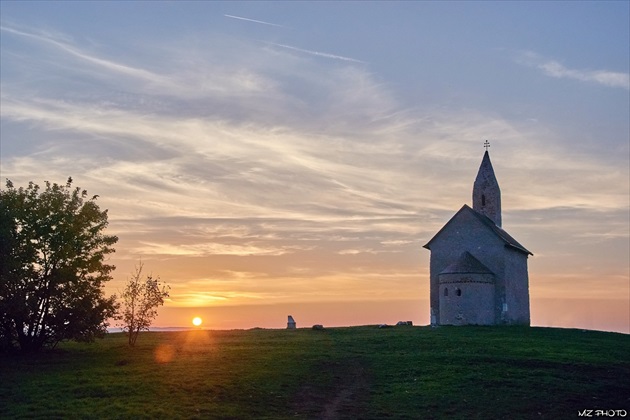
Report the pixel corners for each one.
[0,178,118,352]
[119,262,169,346]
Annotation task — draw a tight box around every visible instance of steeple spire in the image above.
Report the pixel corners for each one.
[473,147,501,227]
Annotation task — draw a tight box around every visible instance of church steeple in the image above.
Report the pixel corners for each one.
[473,149,501,227]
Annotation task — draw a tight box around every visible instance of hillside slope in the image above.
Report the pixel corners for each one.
[1,326,628,419]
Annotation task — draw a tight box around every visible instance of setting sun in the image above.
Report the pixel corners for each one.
[192,317,202,327]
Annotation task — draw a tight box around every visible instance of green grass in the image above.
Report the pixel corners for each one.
[1,326,628,419]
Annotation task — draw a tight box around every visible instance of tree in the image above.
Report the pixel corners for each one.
[0,178,118,352]
[119,262,169,346]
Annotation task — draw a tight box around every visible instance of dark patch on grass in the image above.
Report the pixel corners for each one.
[292,358,371,419]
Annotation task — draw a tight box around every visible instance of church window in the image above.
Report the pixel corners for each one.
[444,288,448,297]
[456,288,462,297]
[481,194,486,206]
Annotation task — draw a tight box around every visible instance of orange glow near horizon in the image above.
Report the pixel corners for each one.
[145,298,630,335]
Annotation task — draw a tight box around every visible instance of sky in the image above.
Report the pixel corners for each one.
[1,1,628,333]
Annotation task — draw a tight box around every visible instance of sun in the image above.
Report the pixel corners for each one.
[192,317,203,327]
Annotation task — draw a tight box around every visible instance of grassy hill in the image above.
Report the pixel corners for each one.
[1,326,628,419]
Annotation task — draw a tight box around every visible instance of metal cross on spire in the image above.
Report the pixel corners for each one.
[484,140,490,151]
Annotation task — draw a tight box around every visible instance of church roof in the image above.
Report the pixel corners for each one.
[474,151,499,188]
[440,251,493,274]
[423,204,533,256]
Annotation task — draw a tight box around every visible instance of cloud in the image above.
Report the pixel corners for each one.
[268,42,365,64]
[2,90,626,223]
[132,241,296,257]
[2,23,627,312]
[0,24,167,85]
[516,51,630,90]
[224,14,285,28]
[0,23,277,104]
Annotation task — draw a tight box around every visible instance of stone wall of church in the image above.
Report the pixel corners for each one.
[428,209,506,325]
[502,248,531,325]
[439,273,495,325]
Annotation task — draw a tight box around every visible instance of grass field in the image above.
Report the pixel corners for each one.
[1,326,629,419]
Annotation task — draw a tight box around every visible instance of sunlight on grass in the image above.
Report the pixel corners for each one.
[154,344,175,364]
[181,329,213,353]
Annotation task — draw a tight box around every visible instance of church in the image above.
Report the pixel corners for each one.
[423,144,532,326]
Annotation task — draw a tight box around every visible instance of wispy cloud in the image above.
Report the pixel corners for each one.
[516,51,630,90]
[224,14,285,28]
[2,23,627,311]
[0,24,166,85]
[0,23,276,102]
[132,241,298,257]
[268,42,365,64]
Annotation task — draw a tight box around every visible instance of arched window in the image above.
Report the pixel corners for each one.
[481,194,486,206]
[456,288,462,297]
[444,288,449,297]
